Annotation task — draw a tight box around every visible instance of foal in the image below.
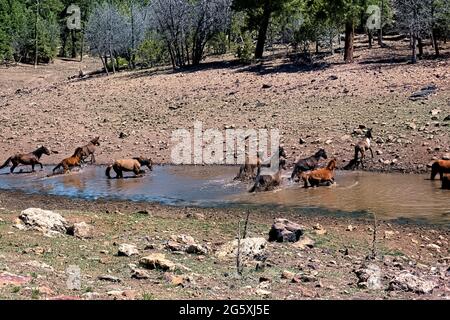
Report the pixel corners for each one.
[106,157,153,179]
[354,129,374,169]
[291,149,328,181]
[0,146,51,173]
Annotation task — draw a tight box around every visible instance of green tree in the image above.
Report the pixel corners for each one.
[232,0,292,59]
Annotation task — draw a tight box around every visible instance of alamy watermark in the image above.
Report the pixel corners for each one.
[171,122,281,173]
[66,4,81,30]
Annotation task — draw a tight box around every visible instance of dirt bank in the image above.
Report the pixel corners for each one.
[0,39,449,174]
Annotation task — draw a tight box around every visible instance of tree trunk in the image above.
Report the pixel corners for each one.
[100,53,108,75]
[254,0,272,59]
[417,37,423,57]
[130,3,136,69]
[71,30,77,59]
[411,34,417,64]
[378,0,385,47]
[368,31,373,49]
[80,28,84,62]
[432,29,439,56]
[344,21,354,63]
[34,0,39,68]
[315,41,319,54]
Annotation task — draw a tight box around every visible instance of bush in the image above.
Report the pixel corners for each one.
[136,36,168,68]
[209,32,228,55]
[236,32,254,64]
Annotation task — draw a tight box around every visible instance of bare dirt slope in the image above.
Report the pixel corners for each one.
[0,39,449,172]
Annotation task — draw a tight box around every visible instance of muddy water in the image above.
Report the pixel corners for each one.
[0,166,448,226]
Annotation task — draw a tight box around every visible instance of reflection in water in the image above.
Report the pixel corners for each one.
[0,166,448,226]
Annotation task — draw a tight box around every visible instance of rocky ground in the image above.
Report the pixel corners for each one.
[0,192,450,299]
[0,191,448,300]
[0,37,448,172]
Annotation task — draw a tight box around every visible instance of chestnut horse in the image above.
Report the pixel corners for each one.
[106,157,153,179]
[0,146,51,173]
[53,148,84,174]
[431,160,450,181]
[302,159,337,188]
[291,149,328,181]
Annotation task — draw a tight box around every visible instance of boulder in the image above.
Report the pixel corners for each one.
[269,219,304,243]
[19,208,69,235]
[67,222,94,239]
[216,238,267,260]
[293,236,315,250]
[354,264,383,290]
[165,235,208,255]
[140,253,176,271]
[389,271,436,294]
[118,244,139,257]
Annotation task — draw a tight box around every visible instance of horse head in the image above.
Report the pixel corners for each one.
[91,137,101,146]
[327,159,337,171]
[317,149,328,160]
[40,146,51,156]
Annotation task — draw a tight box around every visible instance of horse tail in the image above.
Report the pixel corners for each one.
[0,157,11,170]
[106,165,113,179]
[430,161,439,180]
[53,163,62,173]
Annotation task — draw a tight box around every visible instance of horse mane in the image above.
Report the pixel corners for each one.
[326,159,337,171]
[73,147,84,157]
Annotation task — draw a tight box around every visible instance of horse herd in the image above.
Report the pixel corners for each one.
[0,130,449,192]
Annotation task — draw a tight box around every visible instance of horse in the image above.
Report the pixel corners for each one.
[106,157,153,179]
[249,158,287,193]
[431,160,450,181]
[291,149,328,181]
[235,146,287,181]
[0,146,51,173]
[301,159,337,188]
[53,148,84,174]
[77,137,100,164]
[354,129,374,169]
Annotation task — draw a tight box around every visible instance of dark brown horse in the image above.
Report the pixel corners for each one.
[431,160,450,181]
[291,149,328,181]
[0,146,51,173]
[77,137,100,164]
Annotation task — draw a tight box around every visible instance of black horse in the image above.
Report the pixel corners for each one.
[290,149,328,181]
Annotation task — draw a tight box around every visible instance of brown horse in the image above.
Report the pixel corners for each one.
[431,160,450,181]
[291,149,328,181]
[0,146,51,173]
[302,159,337,188]
[53,148,84,174]
[77,137,100,164]
[106,157,153,179]
[249,158,287,193]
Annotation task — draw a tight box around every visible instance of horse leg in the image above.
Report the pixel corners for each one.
[31,164,35,172]
[91,154,96,164]
[113,165,122,179]
[369,147,374,158]
[10,160,19,173]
